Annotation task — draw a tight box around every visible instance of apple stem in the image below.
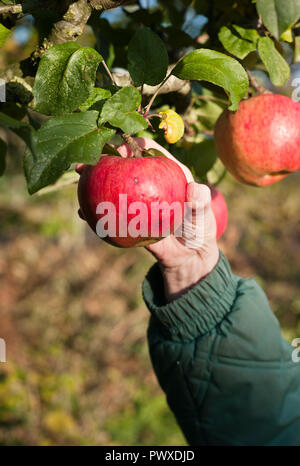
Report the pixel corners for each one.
[147,113,163,118]
[122,134,143,157]
[144,70,173,116]
[247,70,271,96]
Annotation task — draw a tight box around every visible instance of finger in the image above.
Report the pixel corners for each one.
[135,137,194,183]
[186,182,211,210]
[177,184,213,249]
[116,143,134,158]
[145,243,157,257]
[185,183,211,227]
[76,163,88,174]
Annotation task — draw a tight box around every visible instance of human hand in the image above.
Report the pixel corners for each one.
[121,139,219,301]
[146,181,219,302]
[76,138,219,302]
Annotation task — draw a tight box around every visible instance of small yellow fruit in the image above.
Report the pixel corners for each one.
[159,109,184,144]
[280,28,293,43]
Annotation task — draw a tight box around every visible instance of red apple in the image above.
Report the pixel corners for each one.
[214,94,300,187]
[77,141,188,248]
[210,186,228,240]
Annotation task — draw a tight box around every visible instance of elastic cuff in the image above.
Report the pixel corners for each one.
[142,251,239,342]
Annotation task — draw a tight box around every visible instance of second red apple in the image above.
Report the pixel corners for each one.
[214,94,300,187]
[210,186,228,239]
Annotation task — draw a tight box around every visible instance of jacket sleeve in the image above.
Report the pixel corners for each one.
[142,251,300,446]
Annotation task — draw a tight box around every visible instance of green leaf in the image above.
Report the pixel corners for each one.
[100,87,141,123]
[24,111,115,194]
[0,24,12,47]
[33,43,103,116]
[0,102,27,120]
[79,87,111,112]
[258,37,290,86]
[142,148,167,158]
[100,86,146,134]
[0,137,7,176]
[172,49,249,111]
[218,25,259,60]
[109,112,147,134]
[195,99,224,131]
[162,26,194,48]
[256,0,300,39]
[128,26,169,86]
[27,110,43,130]
[0,112,35,152]
[186,139,217,177]
[102,144,121,156]
[294,35,300,62]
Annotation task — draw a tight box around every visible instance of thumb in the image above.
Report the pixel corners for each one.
[176,183,213,250]
[186,182,211,210]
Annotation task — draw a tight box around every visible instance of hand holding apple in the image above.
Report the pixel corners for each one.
[77,137,227,300]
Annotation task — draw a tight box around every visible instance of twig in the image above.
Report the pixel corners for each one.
[122,134,143,157]
[101,59,118,87]
[143,114,163,132]
[200,129,214,137]
[144,70,174,116]
[247,70,271,95]
[140,82,144,98]
[147,113,162,118]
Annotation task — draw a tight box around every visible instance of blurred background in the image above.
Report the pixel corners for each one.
[0,1,300,446]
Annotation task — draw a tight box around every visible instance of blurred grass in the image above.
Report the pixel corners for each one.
[0,152,300,445]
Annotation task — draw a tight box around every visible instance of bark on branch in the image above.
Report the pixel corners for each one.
[89,0,133,9]
[111,68,191,98]
[48,0,92,45]
[247,70,271,95]
[0,0,134,15]
[0,0,66,15]
[0,4,22,14]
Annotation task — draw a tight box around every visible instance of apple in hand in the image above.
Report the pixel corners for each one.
[77,138,189,248]
[210,186,228,239]
[214,94,300,187]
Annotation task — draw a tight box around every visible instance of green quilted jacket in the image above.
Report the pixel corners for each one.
[142,252,300,446]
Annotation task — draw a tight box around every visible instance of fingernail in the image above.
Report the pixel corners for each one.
[187,183,194,201]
